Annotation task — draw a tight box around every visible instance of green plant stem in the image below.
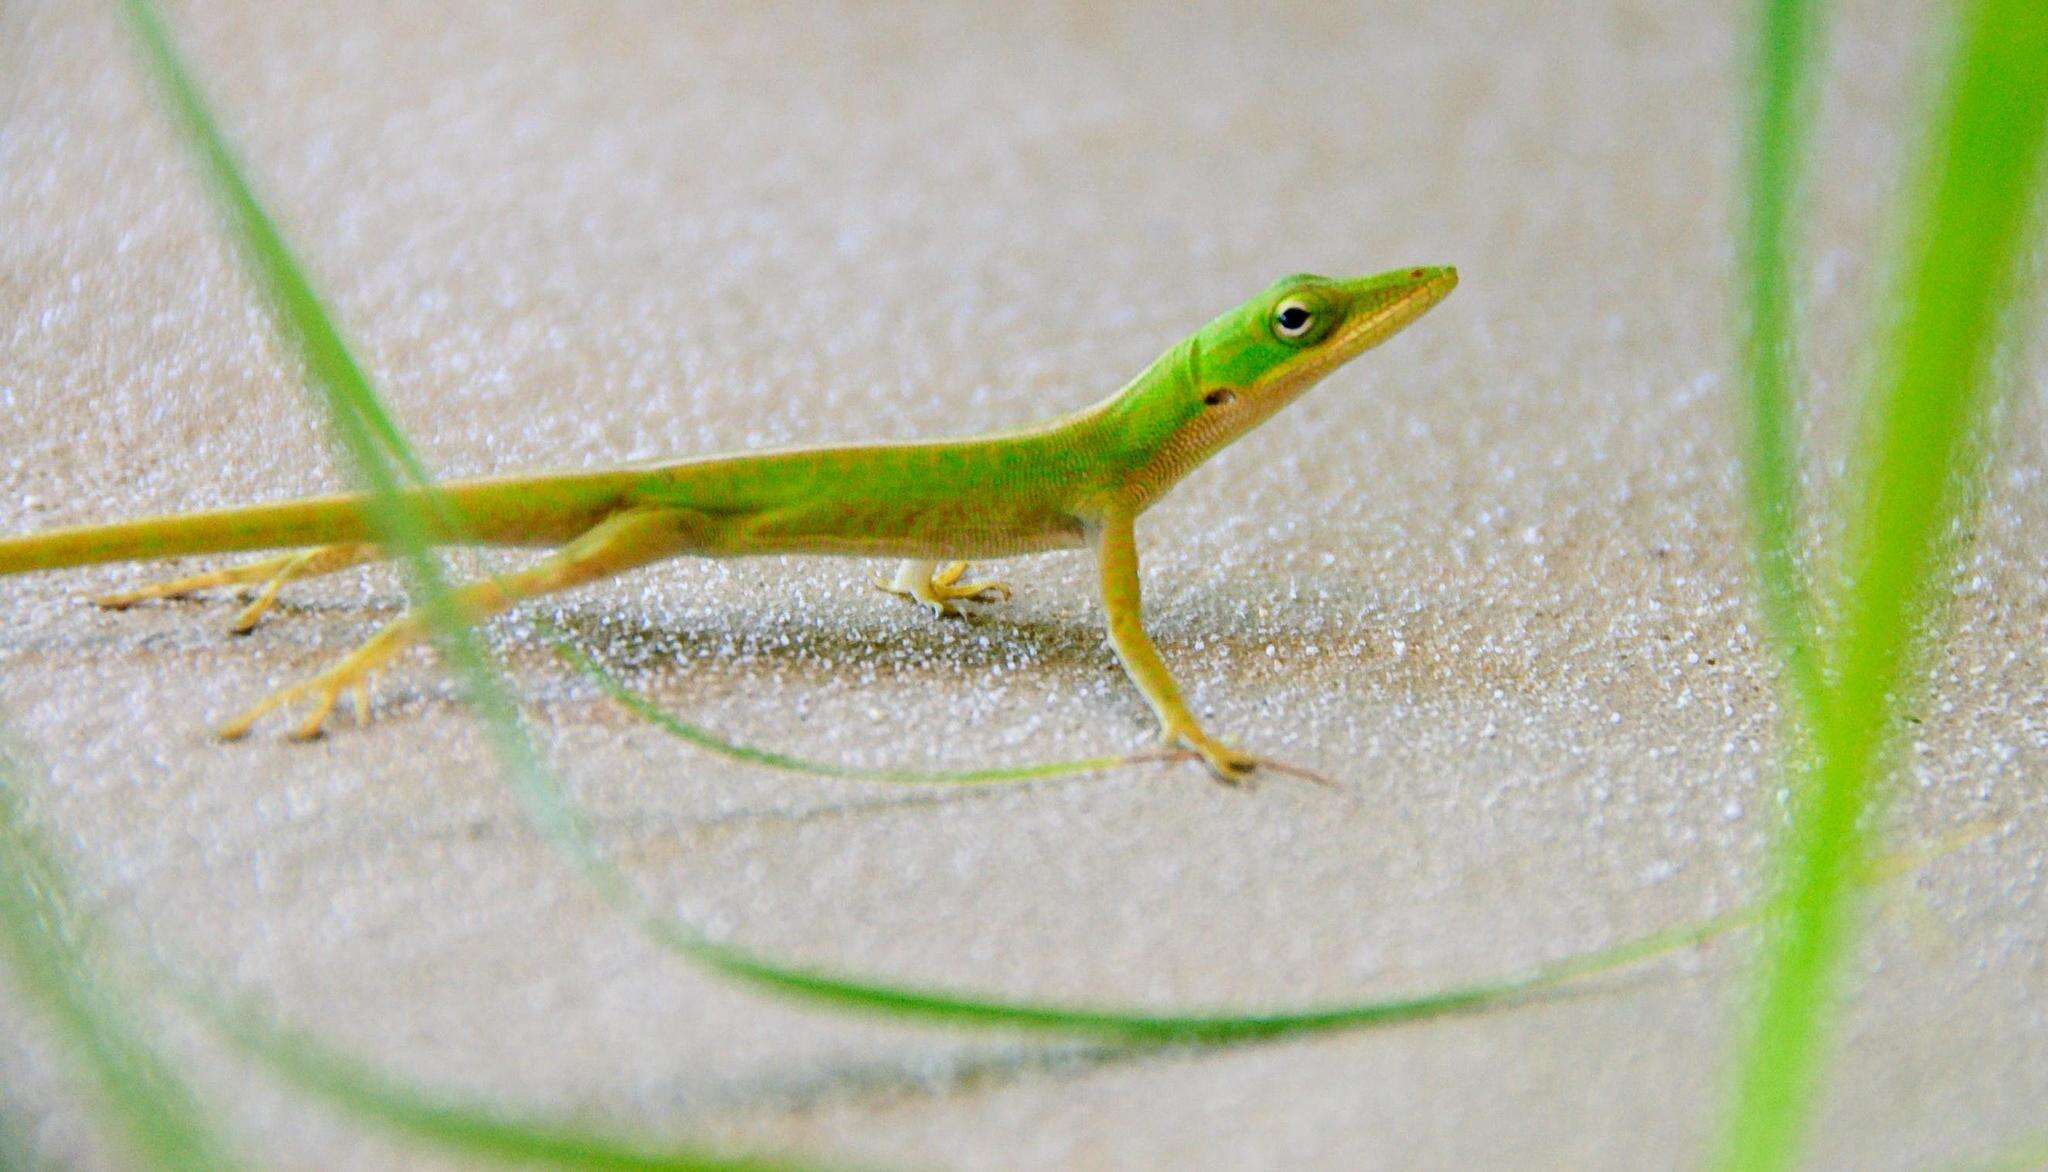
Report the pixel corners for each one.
[1740,0,1828,727]
[558,640,1188,786]
[0,737,239,1170]
[1719,0,2048,1166]
[187,988,802,1172]
[117,0,600,886]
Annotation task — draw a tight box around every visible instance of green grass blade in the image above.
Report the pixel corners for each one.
[1954,1131,2048,1172]
[538,637,1764,1040]
[0,1104,34,1172]
[1739,0,1828,721]
[641,901,1743,1042]
[541,724,1983,1044]
[115,4,788,1164]
[5,730,796,1172]
[556,637,1953,1042]
[600,810,1967,1043]
[1718,1,2048,1166]
[117,0,601,870]
[115,0,525,717]
[187,988,804,1172]
[558,641,1186,786]
[0,735,240,1170]
[545,643,1786,1042]
[114,1,434,497]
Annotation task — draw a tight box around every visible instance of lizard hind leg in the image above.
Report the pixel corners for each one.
[95,542,382,634]
[872,559,1011,618]
[218,508,700,742]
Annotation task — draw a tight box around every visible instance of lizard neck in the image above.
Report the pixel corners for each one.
[1038,337,1207,517]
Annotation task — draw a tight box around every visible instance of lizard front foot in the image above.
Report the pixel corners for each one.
[872,559,1011,618]
[1163,725,1334,789]
[1165,724,1258,785]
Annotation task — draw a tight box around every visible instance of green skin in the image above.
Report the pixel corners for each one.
[0,266,1456,780]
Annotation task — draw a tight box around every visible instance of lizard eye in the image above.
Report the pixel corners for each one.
[1272,298,1316,341]
[1203,388,1237,407]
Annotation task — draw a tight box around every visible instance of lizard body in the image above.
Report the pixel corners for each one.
[0,266,1456,779]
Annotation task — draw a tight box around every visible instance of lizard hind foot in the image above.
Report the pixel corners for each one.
[94,560,284,613]
[217,659,384,743]
[872,559,1011,618]
[93,544,379,635]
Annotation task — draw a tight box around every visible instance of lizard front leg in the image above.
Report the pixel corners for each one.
[218,508,700,741]
[872,558,1011,617]
[1091,510,1258,783]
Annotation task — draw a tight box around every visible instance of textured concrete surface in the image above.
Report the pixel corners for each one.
[2,2,2044,1168]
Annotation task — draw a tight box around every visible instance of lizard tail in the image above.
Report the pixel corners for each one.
[0,495,381,575]
[0,474,638,577]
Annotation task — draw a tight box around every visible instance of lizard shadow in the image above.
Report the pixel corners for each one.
[532,604,1116,677]
[521,603,1162,760]
[516,567,1411,687]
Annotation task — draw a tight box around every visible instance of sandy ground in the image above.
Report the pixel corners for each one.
[2,2,2044,1168]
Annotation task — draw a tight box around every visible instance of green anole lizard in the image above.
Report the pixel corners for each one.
[0,266,1455,781]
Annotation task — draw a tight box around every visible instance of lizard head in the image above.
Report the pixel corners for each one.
[1189,265,1457,431]
[1106,266,1457,504]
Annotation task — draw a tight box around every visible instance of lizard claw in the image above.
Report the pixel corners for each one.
[1164,726,1336,790]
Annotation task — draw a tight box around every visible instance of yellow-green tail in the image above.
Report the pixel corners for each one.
[0,474,638,576]
[0,495,384,575]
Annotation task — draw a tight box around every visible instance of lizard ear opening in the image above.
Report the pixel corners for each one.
[1202,388,1237,407]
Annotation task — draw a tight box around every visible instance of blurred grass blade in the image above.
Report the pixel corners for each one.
[115,0,518,704]
[191,990,801,1172]
[114,2,767,1163]
[559,641,1188,786]
[1740,0,1827,720]
[545,636,1765,1040]
[1956,1131,2048,1172]
[116,1,434,497]
[543,744,1970,1044]
[1720,0,2048,1167]
[553,636,1985,1041]
[119,0,595,866]
[0,1103,32,1172]
[0,735,239,1170]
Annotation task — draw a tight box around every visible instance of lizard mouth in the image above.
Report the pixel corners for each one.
[1329,267,1458,362]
